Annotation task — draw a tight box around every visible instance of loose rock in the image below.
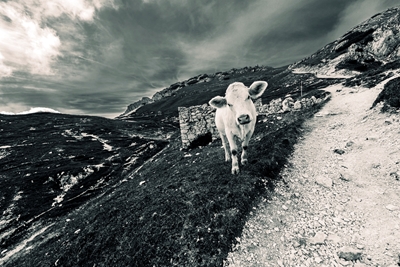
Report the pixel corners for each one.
[309,231,326,245]
[334,148,345,155]
[385,204,399,211]
[340,170,355,182]
[315,176,333,188]
[338,246,362,261]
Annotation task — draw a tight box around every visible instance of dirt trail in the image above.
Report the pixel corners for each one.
[225,85,400,267]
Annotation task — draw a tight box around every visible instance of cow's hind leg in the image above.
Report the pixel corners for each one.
[241,130,253,165]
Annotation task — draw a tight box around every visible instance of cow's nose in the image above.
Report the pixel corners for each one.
[238,114,250,125]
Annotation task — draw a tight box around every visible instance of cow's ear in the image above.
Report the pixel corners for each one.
[249,81,268,99]
[209,96,227,109]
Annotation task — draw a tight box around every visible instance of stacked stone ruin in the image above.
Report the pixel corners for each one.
[179,96,323,149]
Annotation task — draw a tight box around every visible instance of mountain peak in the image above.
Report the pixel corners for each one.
[290,6,400,77]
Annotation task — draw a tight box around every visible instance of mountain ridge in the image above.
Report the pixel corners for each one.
[118,5,400,121]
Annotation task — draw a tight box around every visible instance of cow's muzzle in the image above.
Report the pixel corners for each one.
[237,114,251,125]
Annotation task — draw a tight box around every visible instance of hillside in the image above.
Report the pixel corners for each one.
[3,5,400,267]
[118,66,341,121]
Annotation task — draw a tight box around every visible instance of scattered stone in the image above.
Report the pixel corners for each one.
[309,231,326,245]
[315,176,333,188]
[334,148,345,155]
[339,170,355,182]
[292,240,301,248]
[372,163,381,169]
[356,244,364,249]
[345,141,355,148]
[384,119,392,125]
[390,171,400,181]
[315,256,322,263]
[338,246,362,261]
[386,204,399,211]
[328,234,342,244]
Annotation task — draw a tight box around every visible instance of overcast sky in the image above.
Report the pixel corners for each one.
[0,0,399,118]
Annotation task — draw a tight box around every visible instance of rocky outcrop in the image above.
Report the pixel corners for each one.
[290,6,400,77]
[118,97,154,118]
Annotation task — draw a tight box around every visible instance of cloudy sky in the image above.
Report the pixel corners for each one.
[0,0,399,118]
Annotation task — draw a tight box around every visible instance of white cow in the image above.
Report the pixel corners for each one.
[209,81,268,174]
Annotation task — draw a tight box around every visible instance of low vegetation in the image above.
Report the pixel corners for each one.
[0,113,171,258]
[4,100,327,267]
[372,77,400,111]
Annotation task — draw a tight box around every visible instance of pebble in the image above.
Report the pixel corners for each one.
[339,170,354,182]
[385,204,399,211]
[327,234,341,243]
[356,244,364,249]
[333,148,345,155]
[309,231,326,245]
[315,176,333,188]
[292,240,301,248]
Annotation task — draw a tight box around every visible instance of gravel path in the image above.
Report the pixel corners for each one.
[225,85,400,267]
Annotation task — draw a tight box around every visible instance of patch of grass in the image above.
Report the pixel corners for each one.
[0,113,170,252]
[343,59,399,88]
[335,57,383,72]
[5,101,327,267]
[372,77,400,110]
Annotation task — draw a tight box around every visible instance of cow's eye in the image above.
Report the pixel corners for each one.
[227,103,233,107]
[247,95,250,100]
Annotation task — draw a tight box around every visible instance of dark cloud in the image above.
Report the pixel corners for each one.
[0,0,399,117]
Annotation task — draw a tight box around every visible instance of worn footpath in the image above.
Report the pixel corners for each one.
[225,84,400,267]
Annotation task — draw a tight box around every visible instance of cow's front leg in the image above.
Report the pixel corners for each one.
[241,130,253,165]
[220,133,231,162]
[226,134,239,174]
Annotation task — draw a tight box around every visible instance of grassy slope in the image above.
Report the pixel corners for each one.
[5,101,327,267]
[0,113,171,254]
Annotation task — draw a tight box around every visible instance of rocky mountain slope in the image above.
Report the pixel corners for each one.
[290,6,400,77]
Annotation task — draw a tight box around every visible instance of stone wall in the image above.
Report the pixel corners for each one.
[178,104,219,149]
[178,96,323,149]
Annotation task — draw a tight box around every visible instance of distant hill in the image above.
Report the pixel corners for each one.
[117,65,340,121]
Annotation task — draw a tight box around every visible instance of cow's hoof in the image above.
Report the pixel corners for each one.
[231,167,239,175]
[241,158,248,165]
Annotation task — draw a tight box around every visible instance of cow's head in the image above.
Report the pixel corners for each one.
[209,81,268,125]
